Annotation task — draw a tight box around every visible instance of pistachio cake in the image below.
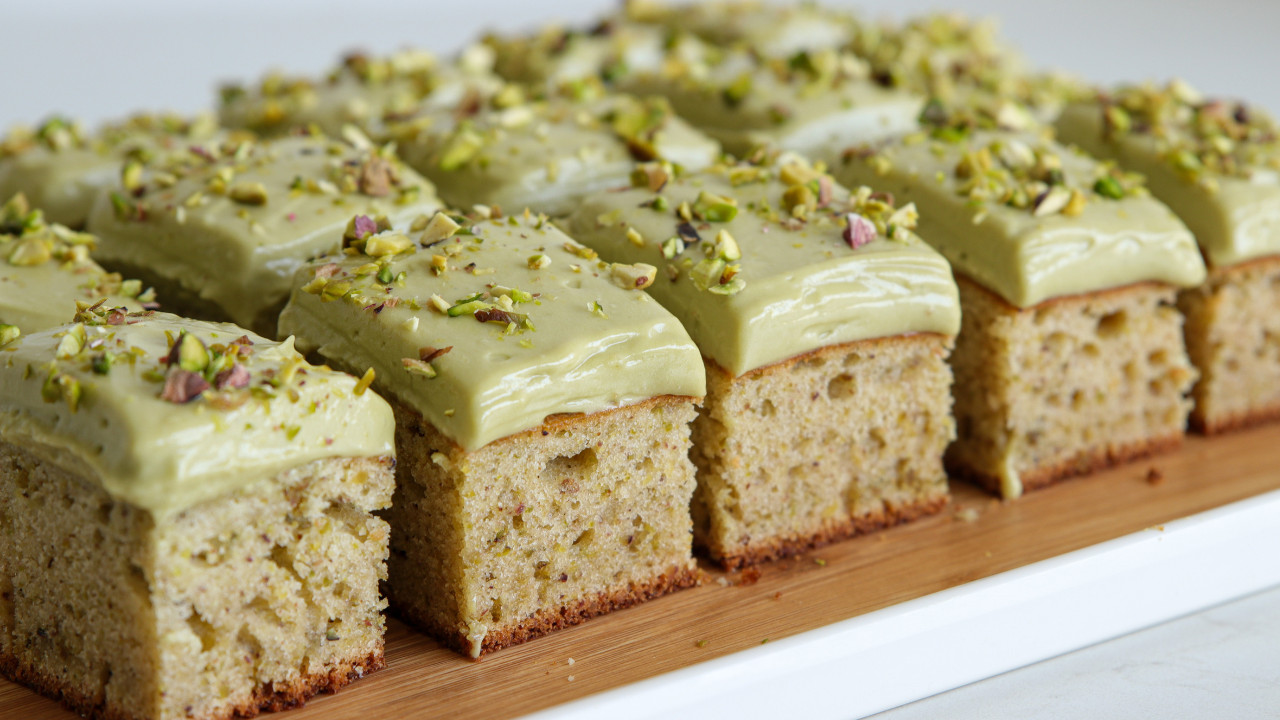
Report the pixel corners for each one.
[0,193,153,335]
[564,156,961,568]
[218,48,503,139]
[85,132,439,337]
[0,112,223,228]
[613,40,924,159]
[278,210,705,657]
[386,91,719,218]
[0,310,395,720]
[834,129,1206,498]
[619,0,856,58]
[1056,80,1280,433]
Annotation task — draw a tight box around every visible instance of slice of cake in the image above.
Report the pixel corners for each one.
[85,132,439,337]
[386,91,719,218]
[218,48,503,139]
[0,193,154,335]
[0,310,395,720]
[832,128,1207,498]
[0,113,222,228]
[564,156,961,568]
[1056,80,1280,433]
[612,40,925,159]
[848,12,1086,125]
[619,0,856,58]
[278,209,706,657]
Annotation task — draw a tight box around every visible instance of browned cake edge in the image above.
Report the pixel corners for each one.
[949,431,1184,496]
[396,564,702,659]
[706,492,950,571]
[0,648,385,720]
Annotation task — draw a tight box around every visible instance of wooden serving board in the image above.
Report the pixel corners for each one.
[6,424,1280,720]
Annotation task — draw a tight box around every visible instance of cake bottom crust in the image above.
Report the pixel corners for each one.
[707,492,949,571]
[396,565,701,659]
[1193,403,1280,436]
[950,431,1184,496]
[0,648,384,720]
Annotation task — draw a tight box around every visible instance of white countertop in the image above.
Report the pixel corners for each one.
[5,2,1279,717]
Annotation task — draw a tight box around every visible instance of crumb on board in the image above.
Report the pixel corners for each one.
[813,558,827,567]
[567,675,575,682]
[695,639,709,648]
[773,591,782,601]
[716,576,730,587]
[1146,466,1164,485]
[954,507,980,523]
[736,567,761,586]
[567,658,575,666]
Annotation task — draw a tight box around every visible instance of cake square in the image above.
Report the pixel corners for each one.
[0,113,222,229]
[564,156,961,567]
[278,208,706,656]
[218,48,502,139]
[1056,81,1280,433]
[386,91,719,218]
[85,132,439,337]
[0,310,396,720]
[0,193,153,335]
[833,128,1206,497]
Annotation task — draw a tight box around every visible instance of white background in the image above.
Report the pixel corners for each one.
[4,2,1279,718]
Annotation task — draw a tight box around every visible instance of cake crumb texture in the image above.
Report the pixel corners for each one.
[0,447,394,720]
[1179,255,1280,434]
[386,396,699,658]
[947,277,1195,497]
[691,334,955,569]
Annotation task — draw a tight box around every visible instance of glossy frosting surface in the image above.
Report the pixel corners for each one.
[86,134,440,329]
[278,211,705,450]
[0,113,222,227]
[218,49,504,138]
[389,93,719,218]
[0,195,148,333]
[564,158,961,376]
[834,130,1207,307]
[1056,91,1280,268]
[0,311,394,517]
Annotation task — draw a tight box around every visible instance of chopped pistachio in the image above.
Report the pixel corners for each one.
[402,357,438,378]
[228,181,269,205]
[690,258,727,291]
[661,236,685,260]
[694,191,738,222]
[363,232,414,257]
[420,212,461,246]
[0,325,18,347]
[610,262,658,290]
[1032,186,1072,217]
[713,229,741,261]
[354,367,376,395]
[707,277,746,295]
[626,227,646,248]
[722,73,753,108]
[527,254,551,270]
[588,300,608,319]
[438,128,485,171]
[428,293,451,314]
[1093,176,1125,200]
[55,324,86,358]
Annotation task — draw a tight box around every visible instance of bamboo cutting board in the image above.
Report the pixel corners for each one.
[5,424,1280,720]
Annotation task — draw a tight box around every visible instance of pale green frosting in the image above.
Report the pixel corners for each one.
[832,131,1207,307]
[1057,102,1280,268]
[389,95,720,218]
[616,46,924,158]
[620,1,855,57]
[278,212,705,451]
[0,197,147,333]
[563,162,961,376]
[86,135,440,331]
[218,50,504,139]
[0,114,221,228]
[0,312,395,518]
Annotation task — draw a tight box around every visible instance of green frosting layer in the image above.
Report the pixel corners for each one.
[388,93,719,218]
[0,114,222,228]
[218,49,503,138]
[278,210,705,451]
[833,130,1207,307]
[0,311,394,517]
[564,157,961,376]
[615,42,924,158]
[86,134,440,331]
[1055,83,1280,268]
[0,194,150,333]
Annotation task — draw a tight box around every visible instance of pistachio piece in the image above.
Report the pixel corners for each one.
[844,213,876,249]
[363,232,414,257]
[228,181,269,206]
[160,368,209,404]
[1093,176,1125,200]
[55,324,86,358]
[610,262,658,290]
[722,73,752,108]
[1032,186,1072,217]
[353,367,376,396]
[694,191,738,222]
[7,237,51,266]
[402,357,438,378]
[420,212,461,246]
[690,257,727,291]
[527,254,551,269]
[0,324,18,347]
[712,229,741,262]
[438,128,484,171]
